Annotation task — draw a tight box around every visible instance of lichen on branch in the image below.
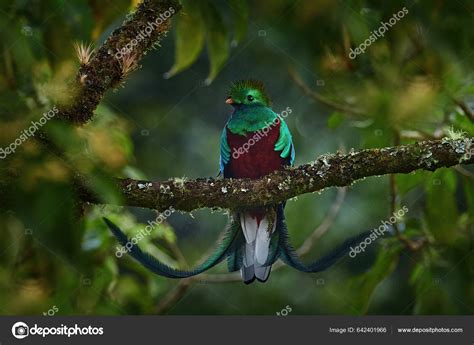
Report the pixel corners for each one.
[57,0,181,124]
[78,138,474,212]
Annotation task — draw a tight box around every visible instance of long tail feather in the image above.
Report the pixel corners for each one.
[226,229,245,272]
[276,205,372,272]
[104,217,239,278]
[263,225,280,266]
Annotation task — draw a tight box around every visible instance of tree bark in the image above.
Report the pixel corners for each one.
[56,0,181,124]
[77,138,474,212]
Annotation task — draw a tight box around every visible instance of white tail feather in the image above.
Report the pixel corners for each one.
[239,212,276,283]
[255,218,276,265]
[240,264,254,282]
[254,265,271,281]
[240,214,257,243]
[243,241,255,267]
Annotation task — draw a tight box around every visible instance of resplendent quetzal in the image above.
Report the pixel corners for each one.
[103,80,370,284]
[219,80,295,283]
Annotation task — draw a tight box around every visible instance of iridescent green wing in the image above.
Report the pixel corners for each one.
[274,117,295,165]
[219,126,231,174]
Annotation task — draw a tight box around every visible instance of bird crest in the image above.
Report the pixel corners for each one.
[228,79,272,106]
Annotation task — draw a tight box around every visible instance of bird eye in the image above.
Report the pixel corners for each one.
[247,95,254,101]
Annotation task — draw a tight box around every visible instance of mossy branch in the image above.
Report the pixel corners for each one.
[57,0,181,124]
[78,138,474,212]
[27,0,472,215]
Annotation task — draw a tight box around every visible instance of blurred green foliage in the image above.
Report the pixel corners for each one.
[0,0,473,315]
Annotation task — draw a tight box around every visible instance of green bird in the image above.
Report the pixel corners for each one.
[218,80,295,283]
[103,80,371,284]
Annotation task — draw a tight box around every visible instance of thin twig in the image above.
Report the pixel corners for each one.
[454,99,474,123]
[390,131,401,236]
[399,129,443,141]
[454,165,474,180]
[297,187,347,256]
[167,242,189,268]
[288,68,364,115]
[389,169,421,251]
[389,132,428,251]
[155,279,193,314]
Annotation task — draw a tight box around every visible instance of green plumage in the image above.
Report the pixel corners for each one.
[103,79,368,283]
[104,217,241,278]
[227,79,272,106]
[227,106,278,134]
[219,81,294,170]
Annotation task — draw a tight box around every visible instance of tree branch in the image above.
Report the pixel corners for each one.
[296,186,347,256]
[78,138,474,212]
[175,187,347,285]
[56,0,181,124]
[155,279,193,314]
[288,68,364,115]
[454,99,474,123]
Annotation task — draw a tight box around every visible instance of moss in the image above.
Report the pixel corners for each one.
[80,138,474,212]
[56,0,181,125]
[172,177,187,190]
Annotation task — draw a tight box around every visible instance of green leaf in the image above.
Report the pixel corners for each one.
[89,0,129,40]
[425,169,459,244]
[360,123,392,148]
[165,5,205,78]
[409,251,457,314]
[349,243,402,314]
[228,0,248,45]
[396,171,427,196]
[87,172,123,205]
[451,110,474,136]
[327,111,345,129]
[123,166,147,180]
[461,84,474,94]
[461,175,474,217]
[201,1,230,84]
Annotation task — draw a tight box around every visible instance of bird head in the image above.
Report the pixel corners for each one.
[226,80,271,107]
